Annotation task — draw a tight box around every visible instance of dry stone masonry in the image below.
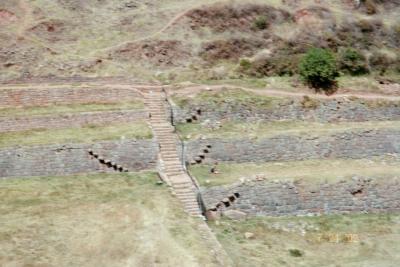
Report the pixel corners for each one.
[173,97,400,123]
[185,129,400,163]
[201,177,400,217]
[0,140,158,178]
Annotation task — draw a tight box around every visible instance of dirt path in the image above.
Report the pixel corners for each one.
[16,0,34,38]
[1,81,399,101]
[92,6,194,56]
[171,84,400,101]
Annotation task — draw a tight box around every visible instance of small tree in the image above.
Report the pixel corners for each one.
[299,48,339,90]
[339,48,369,75]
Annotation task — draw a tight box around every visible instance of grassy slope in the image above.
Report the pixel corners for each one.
[0,172,218,267]
[0,121,152,148]
[211,214,400,267]
[190,156,400,187]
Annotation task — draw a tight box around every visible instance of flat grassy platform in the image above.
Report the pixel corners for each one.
[0,121,152,148]
[0,172,218,267]
[177,120,400,140]
[211,213,400,267]
[190,156,400,187]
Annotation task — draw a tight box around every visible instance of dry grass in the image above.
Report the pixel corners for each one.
[0,121,152,148]
[190,156,400,187]
[210,213,400,267]
[0,172,218,267]
[177,120,400,141]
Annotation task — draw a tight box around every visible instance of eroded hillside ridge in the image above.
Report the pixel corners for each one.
[0,0,399,81]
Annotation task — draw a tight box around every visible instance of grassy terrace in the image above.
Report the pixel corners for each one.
[172,88,286,109]
[211,213,400,267]
[0,121,152,148]
[190,157,400,187]
[177,120,400,141]
[0,101,144,117]
[0,173,217,267]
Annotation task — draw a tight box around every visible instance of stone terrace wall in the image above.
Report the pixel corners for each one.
[0,110,148,132]
[0,139,158,178]
[185,129,400,163]
[201,177,400,216]
[0,86,143,108]
[172,98,400,123]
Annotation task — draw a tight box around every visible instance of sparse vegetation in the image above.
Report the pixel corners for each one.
[0,173,218,266]
[299,48,339,90]
[211,214,400,267]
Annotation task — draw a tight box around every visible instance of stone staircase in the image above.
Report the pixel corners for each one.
[144,89,202,217]
[143,88,233,266]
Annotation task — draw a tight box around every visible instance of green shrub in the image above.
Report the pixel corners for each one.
[239,58,252,70]
[254,16,268,30]
[299,48,339,89]
[339,48,369,75]
[289,249,304,257]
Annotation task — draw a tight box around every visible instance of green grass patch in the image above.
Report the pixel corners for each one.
[190,156,400,187]
[0,101,144,117]
[210,213,400,267]
[177,120,400,140]
[0,172,217,266]
[172,88,284,109]
[0,121,152,147]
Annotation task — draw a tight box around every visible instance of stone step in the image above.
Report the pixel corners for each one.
[165,167,184,173]
[173,182,193,189]
[161,151,179,156]
[162,157,181,162]
[174,188,196,194]
[163,161,182,166]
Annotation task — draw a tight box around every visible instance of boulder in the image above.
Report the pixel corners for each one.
[223,210,247,221]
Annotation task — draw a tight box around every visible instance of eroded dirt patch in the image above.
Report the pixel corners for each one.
[29,19,75,42]
[200,38,267,62]
[112,40,191,67]
[186,3,292,32]
[0,9,17,24]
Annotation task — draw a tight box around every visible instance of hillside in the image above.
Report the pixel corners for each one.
[1,1,400,266]
[1,0,399,87]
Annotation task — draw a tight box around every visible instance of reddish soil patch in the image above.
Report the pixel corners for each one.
[200,38,266,62]
[113,40,191,67]
[29,19,73,42]
[294,6,333,24]
[0,9,17,24]
[186,4,292,32]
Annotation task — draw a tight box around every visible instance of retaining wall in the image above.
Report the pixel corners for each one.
[0,86,143,108]
[185,129,400,163]
[201,177,400,216]
[0,139,158,178]
[0,110,148,132]
[172,98,400,123]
